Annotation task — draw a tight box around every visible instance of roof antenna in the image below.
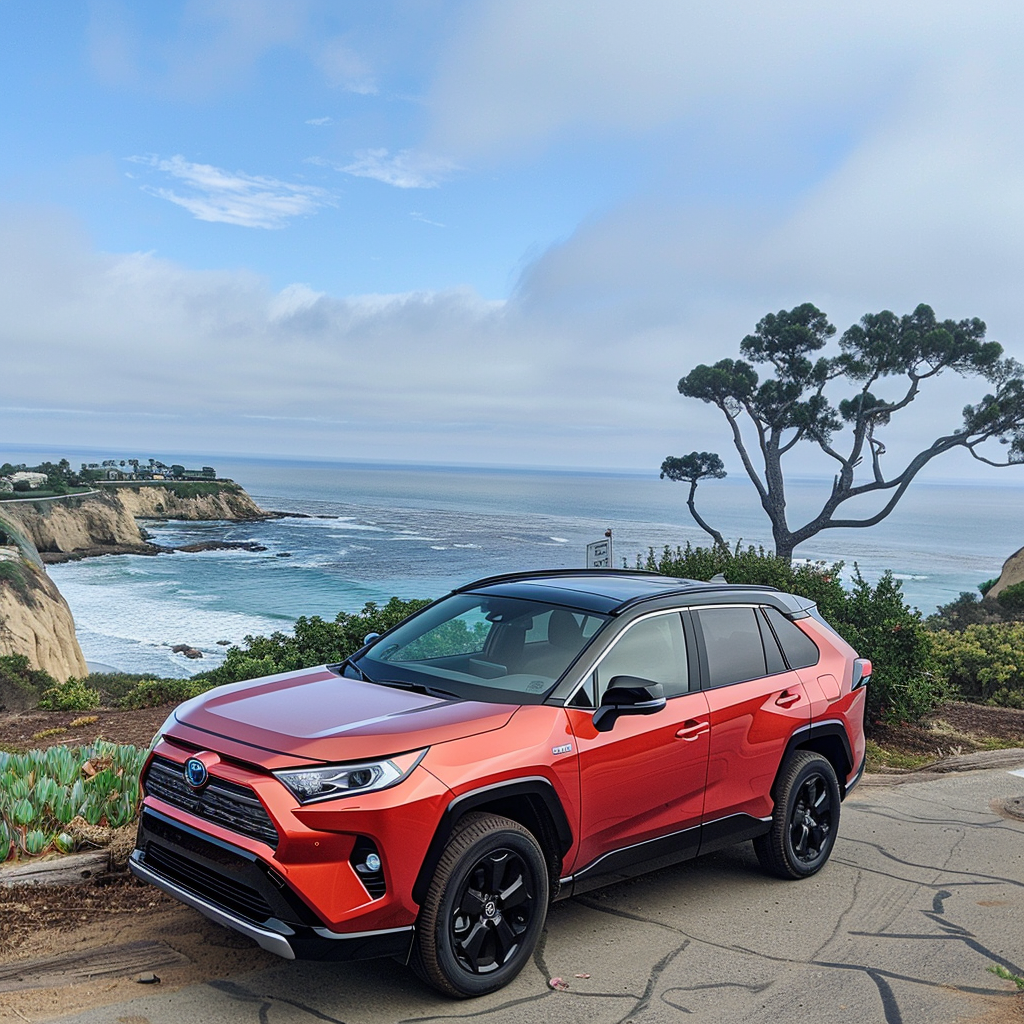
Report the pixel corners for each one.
[709,573,727,583]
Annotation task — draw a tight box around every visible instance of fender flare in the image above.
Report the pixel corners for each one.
[411,777,573,906]
[781,720,854,786]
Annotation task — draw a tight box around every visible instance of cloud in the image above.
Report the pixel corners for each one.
[305,117,334,126]
[314,37,377,94]
[427,0,1018,159]
[410,211,445,228]
[127,155,335,228]
[341,149,457,189]
[88,0,307,99]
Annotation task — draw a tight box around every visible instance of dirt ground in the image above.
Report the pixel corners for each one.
[2,699,1024,1021]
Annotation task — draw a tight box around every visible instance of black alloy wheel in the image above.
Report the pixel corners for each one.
[754,751,841,880]
[412,812,549,997]
[787,770,833,865]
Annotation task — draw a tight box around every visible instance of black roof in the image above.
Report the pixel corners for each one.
[459,569,810,617]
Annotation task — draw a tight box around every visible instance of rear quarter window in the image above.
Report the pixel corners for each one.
[763,606,821,669]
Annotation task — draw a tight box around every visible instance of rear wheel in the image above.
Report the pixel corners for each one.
[754,751,840,879]
[411,813,549,997]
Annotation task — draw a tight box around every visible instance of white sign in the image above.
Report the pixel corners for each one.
[586,537,613,569]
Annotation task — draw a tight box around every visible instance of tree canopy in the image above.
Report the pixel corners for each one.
[664,303,1024,559]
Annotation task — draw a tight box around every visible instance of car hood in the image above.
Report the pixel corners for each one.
[171,665,518,762]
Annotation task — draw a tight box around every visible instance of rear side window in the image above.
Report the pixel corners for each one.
[695,607,766,687]
[763,607,821,669]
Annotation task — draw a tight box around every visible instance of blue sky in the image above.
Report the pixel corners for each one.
[3,1,1024,481]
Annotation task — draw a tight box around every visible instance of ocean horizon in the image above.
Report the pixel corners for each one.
[18,452,1020,679]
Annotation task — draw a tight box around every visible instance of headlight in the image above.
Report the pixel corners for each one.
[273,750,426,804]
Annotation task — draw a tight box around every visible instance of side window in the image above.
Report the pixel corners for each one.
[695,607,767,687]
[594,613,690,700]
[763,607,821,669]
[757,610,787,675]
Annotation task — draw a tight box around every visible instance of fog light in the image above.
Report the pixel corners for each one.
[365,853,381,872]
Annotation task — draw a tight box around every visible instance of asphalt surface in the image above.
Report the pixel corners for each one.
[47,764,1024,1024]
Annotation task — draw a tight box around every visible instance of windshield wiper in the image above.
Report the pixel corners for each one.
[374,679,461,700]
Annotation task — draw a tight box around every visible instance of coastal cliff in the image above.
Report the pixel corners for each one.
[988,545,1024,601]
[0,481,266,679]
[0,513,88,681]
[1,483,266,562]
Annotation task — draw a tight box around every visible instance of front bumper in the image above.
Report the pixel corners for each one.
[131,808,413,962]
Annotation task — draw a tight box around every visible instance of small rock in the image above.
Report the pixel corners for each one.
[216,639,231,645]
[136,972,161,984]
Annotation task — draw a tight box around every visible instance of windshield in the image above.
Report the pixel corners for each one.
[355,593,609,704]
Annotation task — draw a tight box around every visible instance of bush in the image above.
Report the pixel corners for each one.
[837,570,940,726]
[640,542,848,624]
[118,678,206,709]
[37,677,101,712]
[930,623,1024,708]
[0,654,57,711]
[644,544,939,729]
[996,581,1024,612]
[193,597,430,688]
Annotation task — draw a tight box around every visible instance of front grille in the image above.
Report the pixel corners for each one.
[144,756,279,848]
[145,843,276,923]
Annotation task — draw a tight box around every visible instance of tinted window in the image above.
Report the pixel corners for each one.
[757,611,787,674]
[594,613,690,699]
[696,607,767,687]
[763,607,820,669]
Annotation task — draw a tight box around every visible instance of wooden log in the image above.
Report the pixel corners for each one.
[0,851,110,887]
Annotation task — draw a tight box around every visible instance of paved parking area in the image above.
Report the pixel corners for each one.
[32,764,1024,1024]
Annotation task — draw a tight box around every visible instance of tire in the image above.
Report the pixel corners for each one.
[754,751,841,880]
[411,812,549,997]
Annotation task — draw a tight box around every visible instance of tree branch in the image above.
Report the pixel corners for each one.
[686,480,727,549]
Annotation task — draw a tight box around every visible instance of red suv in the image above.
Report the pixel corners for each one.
[131,570,869,996]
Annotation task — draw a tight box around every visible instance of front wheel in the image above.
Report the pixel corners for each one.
[411,813,549,997]
[754,751,841,880]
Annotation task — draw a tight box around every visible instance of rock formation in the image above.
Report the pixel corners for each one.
[2,483,266,562]
[987,545,1024,601]
[0,512,88,681]
[0,481,266,679]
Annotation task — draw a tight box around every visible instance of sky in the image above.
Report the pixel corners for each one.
[3,1,1024,485]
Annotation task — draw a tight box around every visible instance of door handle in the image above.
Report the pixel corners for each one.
[775,690,801,708]
[676,719,709,740]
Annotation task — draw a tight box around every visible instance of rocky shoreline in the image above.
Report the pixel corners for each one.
[0,481,273,680]
[41,539,270,564]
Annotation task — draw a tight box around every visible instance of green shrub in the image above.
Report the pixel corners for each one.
[996,581,1024,612]
[193,597,430,688]
[0,654,57,711]
[644,544,938,729]
[930,623,1024,707]
[639,543,848,623]
[37,677,100,712]
[86,671,170,703]
[118,677,207,709]
[979,578,999,596]
[837,570,940,725]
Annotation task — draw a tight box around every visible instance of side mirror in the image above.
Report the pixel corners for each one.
[592,676,667,732]
[363,632,381,646]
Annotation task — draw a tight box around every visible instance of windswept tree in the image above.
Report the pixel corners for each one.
[664,303,1024,560]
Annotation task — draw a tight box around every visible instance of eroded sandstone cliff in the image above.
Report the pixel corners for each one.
[2,483,266,561]
[0,482,267,680]
[0,511,88,681]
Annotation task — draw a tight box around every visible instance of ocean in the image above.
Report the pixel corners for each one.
[42,458,1023,679]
